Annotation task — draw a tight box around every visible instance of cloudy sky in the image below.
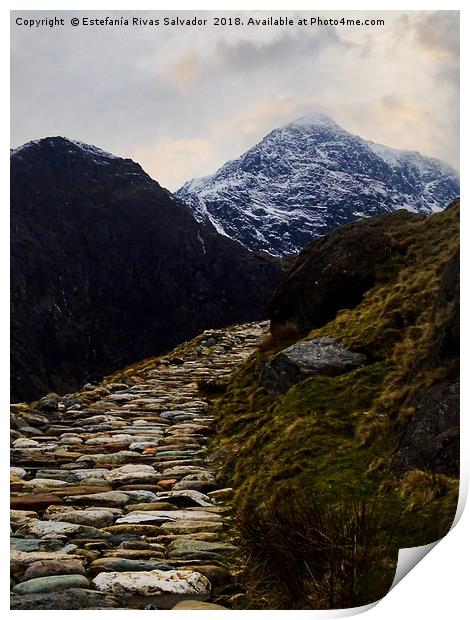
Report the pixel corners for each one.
[11,10,459,190]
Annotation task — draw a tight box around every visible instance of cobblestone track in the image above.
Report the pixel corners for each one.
[10,321,268,610]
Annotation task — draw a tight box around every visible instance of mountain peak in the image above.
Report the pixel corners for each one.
[288,112,342,130]
[11,136,123,163]
[176,116,460,256]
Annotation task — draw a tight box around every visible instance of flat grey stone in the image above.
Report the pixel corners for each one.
[10,538,65,552]
[47,510,116,528]
[13,574,90,594]
[92,569,210,597]
[65,491,130,508]
[262,337,367,394]
[89,558,173,574]
[116,510,222,525]
[167,539,237,558]
[15,519,106,539]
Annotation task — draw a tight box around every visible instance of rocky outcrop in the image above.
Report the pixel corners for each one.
[11,138,282,402]
[393,247,460,476]
[393,381,459,477]
[10,321,267,610]
[427,248,460,368]
[262,337,367,394]
[269,210,422,332]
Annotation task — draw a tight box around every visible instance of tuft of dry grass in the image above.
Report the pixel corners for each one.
[355,414,387,447]
[197,378,229,396]
[234,490,399,609]
[257,322,301,353]
[398,469,456,511]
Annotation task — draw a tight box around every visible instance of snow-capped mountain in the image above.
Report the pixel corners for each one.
[176,114,459,255]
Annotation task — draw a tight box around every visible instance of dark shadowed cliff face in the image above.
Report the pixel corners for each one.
[10,137,282,402]
[268,209,424,333]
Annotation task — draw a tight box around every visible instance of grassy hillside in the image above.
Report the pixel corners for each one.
[214,203,459,609]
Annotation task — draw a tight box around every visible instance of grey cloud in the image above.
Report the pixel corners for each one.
[214,26,350,71]
[414,11,459,60]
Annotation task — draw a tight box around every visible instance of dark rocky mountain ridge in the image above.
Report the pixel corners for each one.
[177,114,459,255]
[11,137,282,402]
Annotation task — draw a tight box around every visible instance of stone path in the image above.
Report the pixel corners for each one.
[10,321,267,610]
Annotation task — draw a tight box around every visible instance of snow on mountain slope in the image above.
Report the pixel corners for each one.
[176,114,459,255]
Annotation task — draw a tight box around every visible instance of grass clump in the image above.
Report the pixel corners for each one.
[398,469,458,511]
[234,490,398,609]
[258,322,302,353]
